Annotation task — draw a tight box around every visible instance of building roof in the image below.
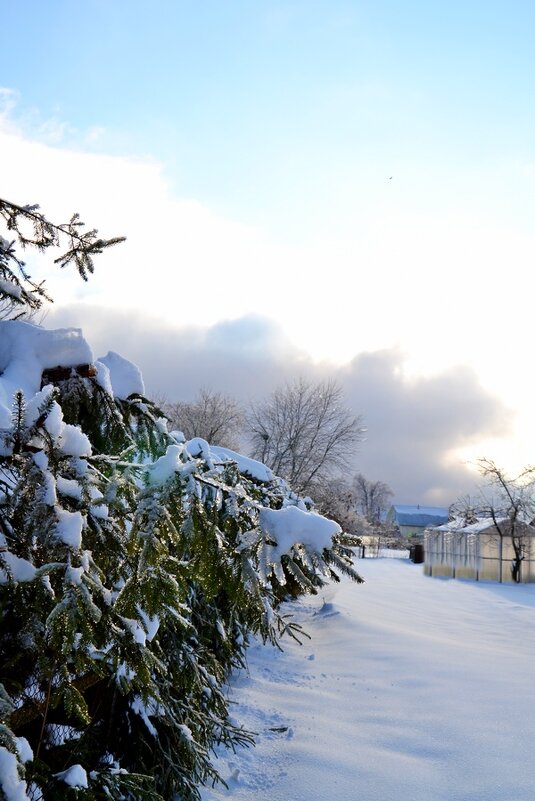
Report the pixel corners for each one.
[390,505,449,528]
[432,517,535,537]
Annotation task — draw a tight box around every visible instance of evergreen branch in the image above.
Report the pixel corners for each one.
[0,196,126,286]
[8,671,104,732]
[0,197,125,252]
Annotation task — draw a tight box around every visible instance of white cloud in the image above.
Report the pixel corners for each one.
[0,107,303,333]
[1,98,531,486]
[2,101,534,382]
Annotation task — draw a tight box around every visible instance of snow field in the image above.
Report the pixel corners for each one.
[201,559,535,801]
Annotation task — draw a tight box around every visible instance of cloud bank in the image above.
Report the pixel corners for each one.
[47,306,509,506]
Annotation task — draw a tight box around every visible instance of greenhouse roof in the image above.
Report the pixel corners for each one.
[433,517,535,536]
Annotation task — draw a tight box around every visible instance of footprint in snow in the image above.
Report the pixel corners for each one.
[315,602,339,617]
[227,763,240,783]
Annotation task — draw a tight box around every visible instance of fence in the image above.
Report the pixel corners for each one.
[355,544,410,559]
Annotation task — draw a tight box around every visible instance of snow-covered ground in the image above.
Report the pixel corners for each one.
[201,557,535,801]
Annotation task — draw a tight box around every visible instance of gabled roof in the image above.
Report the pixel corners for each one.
[390,505,449,528]
[432,517,535,537]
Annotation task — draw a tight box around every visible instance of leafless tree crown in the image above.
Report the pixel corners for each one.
[247,377,365,494]
[475,458,535,525]
[353,473,393,522]
[161,388,244,450]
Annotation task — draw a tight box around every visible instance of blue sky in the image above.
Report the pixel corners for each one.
[5,0,535,237]
[2,1,535,500]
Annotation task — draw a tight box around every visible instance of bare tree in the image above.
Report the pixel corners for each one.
[448,494,480,525]
[312,476,370,538]
[161,388,244,449]
[247,377,364,494]
[353,473,393,523]
[476,459,535,583]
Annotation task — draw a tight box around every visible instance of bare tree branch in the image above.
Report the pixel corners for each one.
[160,388,245,449]
[455,459,535,582]
[247,377,365,494]
[353,473,393,523]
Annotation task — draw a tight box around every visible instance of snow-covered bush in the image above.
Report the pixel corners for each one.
[0,200,362,800]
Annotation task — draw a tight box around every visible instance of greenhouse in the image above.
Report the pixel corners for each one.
[424,517,535,583]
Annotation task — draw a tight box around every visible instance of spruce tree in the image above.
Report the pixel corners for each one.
[0,199,362,801]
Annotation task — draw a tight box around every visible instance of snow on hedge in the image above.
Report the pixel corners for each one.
[0,324,144,434]
[210,445,274,483]
[0,549,37,585]
[54,765,88,789]
[0,747,30,801]
[259,505,341,558]
[97,350,145,399]
[0,320,92,403]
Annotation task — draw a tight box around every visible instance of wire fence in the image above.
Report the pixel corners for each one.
[355,545,410,559]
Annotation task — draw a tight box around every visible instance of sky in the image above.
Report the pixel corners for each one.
[1,0,535,504]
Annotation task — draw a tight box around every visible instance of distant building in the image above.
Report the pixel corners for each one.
[424,517,535,583]
[387,505,449,538]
